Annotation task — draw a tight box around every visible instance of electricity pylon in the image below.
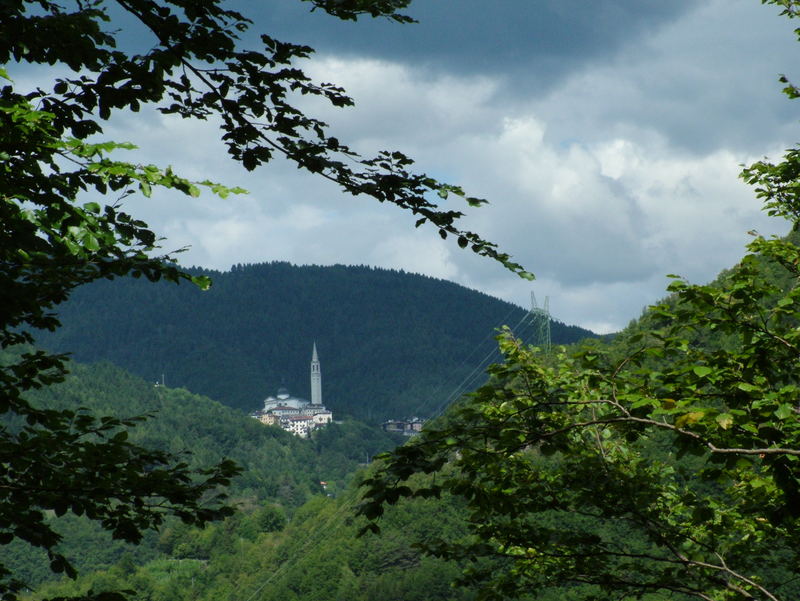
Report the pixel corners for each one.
[529,292,551,353]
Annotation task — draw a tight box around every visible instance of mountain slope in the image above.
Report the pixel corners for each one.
[2,354,402,587]
[37,263,593,421]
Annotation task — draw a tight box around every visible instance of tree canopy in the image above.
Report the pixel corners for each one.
[358,2,800,600]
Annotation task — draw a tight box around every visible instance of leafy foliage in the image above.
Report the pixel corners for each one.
[1,82,240,599]
[1,0,529,277]
[357,3,800,599]
[2,358,403,592]
[2,1,531,598]
[29,481,478,601]
[0,351,240,601]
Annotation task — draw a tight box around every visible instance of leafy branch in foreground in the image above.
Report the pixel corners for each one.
[2,1,530,598]
[1,0,530,278]
[359,2,800,599]
[360,235,800,600]
[1,86,242,601]
[0,396,240,600]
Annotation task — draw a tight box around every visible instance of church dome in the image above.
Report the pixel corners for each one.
[277,387,290,400]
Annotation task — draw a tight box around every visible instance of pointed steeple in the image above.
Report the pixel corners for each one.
[310,342,322,406]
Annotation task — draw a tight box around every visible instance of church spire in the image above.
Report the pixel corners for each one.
[310,342,322,406]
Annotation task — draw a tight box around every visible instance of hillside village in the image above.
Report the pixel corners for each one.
[249,344,426,438]
[250,344,333,437]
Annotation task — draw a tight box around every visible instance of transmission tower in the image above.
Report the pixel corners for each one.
[529,292,551,353]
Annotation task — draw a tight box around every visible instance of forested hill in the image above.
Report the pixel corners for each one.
[20,358,400,502]
[2,353,403,587]
[36,262,594,421]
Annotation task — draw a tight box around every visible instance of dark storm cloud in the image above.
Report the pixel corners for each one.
[528,0,800,154]
[240,0,697,81]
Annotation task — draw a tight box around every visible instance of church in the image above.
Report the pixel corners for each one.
[250,343,333,438]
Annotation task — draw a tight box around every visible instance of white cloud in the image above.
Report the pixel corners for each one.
[102,43,792,332]
[528,0,800,153]
[11,0,799,333]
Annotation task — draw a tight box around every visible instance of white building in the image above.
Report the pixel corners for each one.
[251,343,333,437]
[284,415,315,438]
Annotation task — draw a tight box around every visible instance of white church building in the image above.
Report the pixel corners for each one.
[250,344,333,438]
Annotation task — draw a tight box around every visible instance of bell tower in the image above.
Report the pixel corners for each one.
[310,342,322,406]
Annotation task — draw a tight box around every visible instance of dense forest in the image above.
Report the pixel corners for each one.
[1,355,403,593]
[7,263,595,601]
[17,275,786,601]
[35,263,593,422]
[28,481,480,601]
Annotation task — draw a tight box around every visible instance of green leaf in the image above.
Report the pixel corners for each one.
[82,232,100,252]
[692,366,713,378]
[191,275,213,290]
[715,413,733,429]
[675,411,705,428]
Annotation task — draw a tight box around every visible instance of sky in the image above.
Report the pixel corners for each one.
[18,0,800,333]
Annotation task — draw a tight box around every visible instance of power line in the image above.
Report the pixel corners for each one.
[404,303,520,420]
[239,493,360,601]
[425,308,534,421]
[529,292,551,353]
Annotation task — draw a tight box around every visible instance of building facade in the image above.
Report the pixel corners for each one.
[382,417,425,436]
[250,344,333,438]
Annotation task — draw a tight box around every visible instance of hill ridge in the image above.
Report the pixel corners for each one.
[38,262,594,421]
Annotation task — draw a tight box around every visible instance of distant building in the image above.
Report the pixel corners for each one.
[250,343,333,438]
[382,417,424,436]
[284,415,315,437]
[253,411,279,426]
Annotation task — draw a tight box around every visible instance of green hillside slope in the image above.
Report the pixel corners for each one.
[3,355,402,590]
[36,263,593,421]
[29,476,480,601]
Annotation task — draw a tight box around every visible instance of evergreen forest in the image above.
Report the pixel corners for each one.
[35,263,593,421]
